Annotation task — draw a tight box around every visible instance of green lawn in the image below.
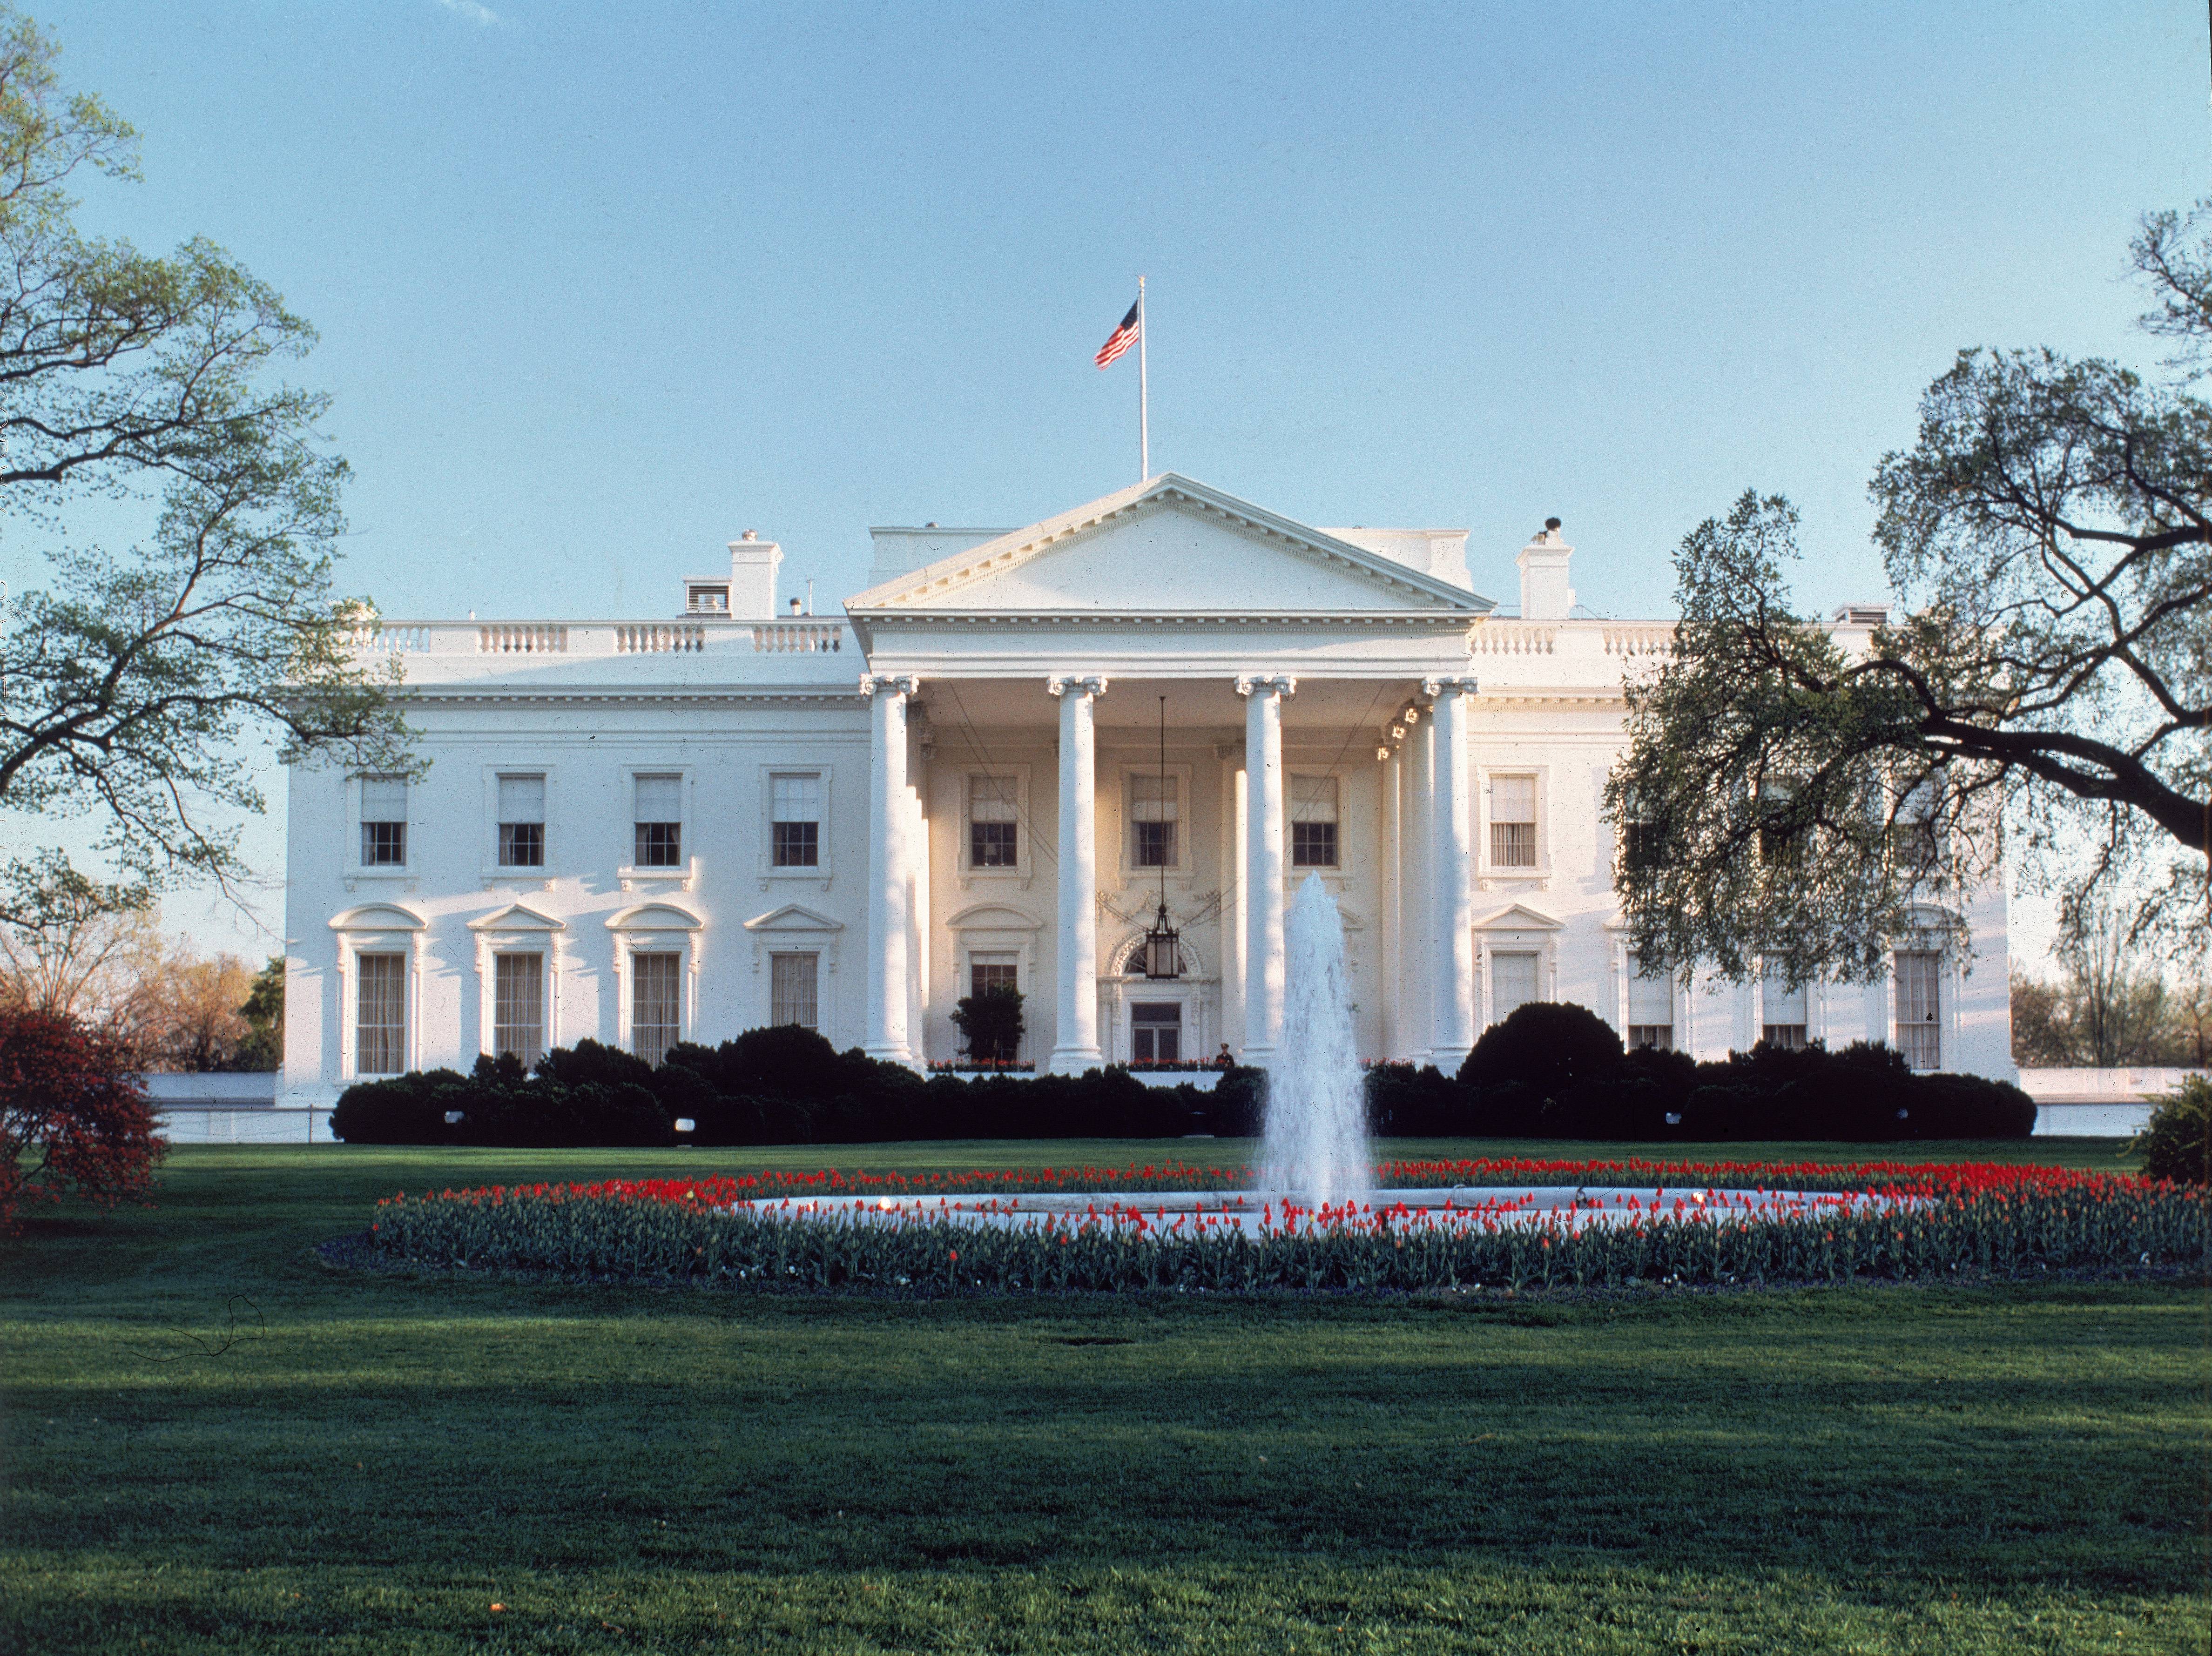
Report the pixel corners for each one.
[2,1140,2204,1654]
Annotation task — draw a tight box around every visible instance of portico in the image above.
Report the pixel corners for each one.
[844,473,1493,1073]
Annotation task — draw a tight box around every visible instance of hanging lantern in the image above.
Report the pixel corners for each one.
[1141,693,1180,980]
[1142,900,1181,980]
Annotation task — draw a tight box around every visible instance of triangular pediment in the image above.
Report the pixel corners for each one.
[845,475,1492,617]
[467,902,566,934]
[1474,901,1563,931]
[742,902,843,934]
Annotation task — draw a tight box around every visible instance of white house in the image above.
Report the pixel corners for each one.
[279,473,2014,1106]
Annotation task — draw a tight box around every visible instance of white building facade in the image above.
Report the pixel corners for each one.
[280,475,2014,1105]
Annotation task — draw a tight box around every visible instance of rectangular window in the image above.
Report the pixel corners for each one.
[1491,950,1540,1025]
[1627,954,1673,1050]
[770,951,819,1030]
[360,777,407,867]
[969,774,1018,868]
[1131,774,1177,868]
[1490,775,1538,868]
[498,774,546,868]
[771,774,821,868]
[1761,962,1808,1050]
[492,952,545,1066]
[970,953,1018,999]
[1132,1002,1182,1063]
[1895,950,1941,1070]
[1892,781,1940,872]
[631,951,680,1066]
[633,774,682,868]
[1290,775,1340,868]
[355,952,406,1075]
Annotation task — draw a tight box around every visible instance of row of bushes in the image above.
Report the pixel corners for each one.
[330,1026,1265,1147]
[363,1175,2210,1294]
[1371,1002,2039,1142]
[330,1003,2039,1149]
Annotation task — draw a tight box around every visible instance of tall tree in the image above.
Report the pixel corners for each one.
[0,7,409,912]
[1606,206,2211,983]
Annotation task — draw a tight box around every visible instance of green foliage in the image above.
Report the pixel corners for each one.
[949,981,1025,1063]
[0,6,411,903]
[2127,1074,2212,1185]
[1457,1001,1625,1097]
[227,955,282,1072]
[1607,205,2212,977]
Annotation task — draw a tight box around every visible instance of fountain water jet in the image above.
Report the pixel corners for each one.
[1261,873,1373,1206]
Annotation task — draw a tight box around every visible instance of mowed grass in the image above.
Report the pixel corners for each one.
[0,1140,2205,1655]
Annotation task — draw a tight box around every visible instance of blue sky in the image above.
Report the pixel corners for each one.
[14,0,2207,959]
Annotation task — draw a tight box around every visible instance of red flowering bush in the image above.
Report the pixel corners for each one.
[0,1008,165,1229]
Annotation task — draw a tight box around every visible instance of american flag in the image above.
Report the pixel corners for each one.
[1094,297,1140,368]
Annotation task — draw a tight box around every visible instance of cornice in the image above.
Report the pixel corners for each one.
[846,610,1476,628]
[396,687,864,707]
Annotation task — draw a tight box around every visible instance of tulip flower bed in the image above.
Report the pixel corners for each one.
[362,1160,2209,1295]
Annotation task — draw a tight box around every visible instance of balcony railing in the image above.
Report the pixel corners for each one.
[751,622,844,653]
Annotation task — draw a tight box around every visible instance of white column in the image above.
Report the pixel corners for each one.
[1404,701,1434,1063]
[1046,675,1108,1073]
[906,780,929,1064]
[1220,753,1248,1053]
[1237,674,1295,1065]
[1426,675,1479,1070]
[1380,741,1402,1059]
[863,673,920,1065]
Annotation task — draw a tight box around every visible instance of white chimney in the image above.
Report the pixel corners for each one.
[1517,518,1575,620]
[726,529,783,619]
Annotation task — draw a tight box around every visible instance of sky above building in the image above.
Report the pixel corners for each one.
[15,0,2205,962]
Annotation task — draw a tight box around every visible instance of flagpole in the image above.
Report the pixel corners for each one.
[1137,275,1148,481]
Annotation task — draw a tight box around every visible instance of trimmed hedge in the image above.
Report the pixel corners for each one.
[331,1004,2036,1149]
[1361,1002,2035,1142]
[331,1030,1262,1148]
[2129,1075,2212,1185]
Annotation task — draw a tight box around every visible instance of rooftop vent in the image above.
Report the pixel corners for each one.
[1832,604,1890,626]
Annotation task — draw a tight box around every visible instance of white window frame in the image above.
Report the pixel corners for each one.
[350,774,413,878]
[1475,920,1560,1029]
[327,905,427,1083]
[480,764,559,884]
[758,763,834,885]
[1478,764,1550,881]
[769,949,823,1031]
[467,903,567,1058]
[618,766,697,889]
[1890,946,1950,1071]
[606,902,703,1059]
[960,767,1031,882]
[742,903,845,1038]
[1117,761,1196,882]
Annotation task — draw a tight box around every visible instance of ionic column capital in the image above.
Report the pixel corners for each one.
[1234,674,1297,700]
[1422,674,1480,700]
[859,673,921,700]
[1045,674,1109,699]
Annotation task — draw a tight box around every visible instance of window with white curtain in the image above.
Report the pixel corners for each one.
[1895,950,1941,1069]
[1627,955,1674,1050]
[633,774,682,868]
[360,777,408,867]
[1490,950,1540,1024]
[492,952,545,1064]
[770,951,819,1029]
[498,774,546,868]
[1290,774,1340,868]
[355,952,405,1074]
[1490,775,1538,868]
[631,951,680,1065]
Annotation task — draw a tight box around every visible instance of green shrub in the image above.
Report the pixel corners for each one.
[2129,1075,2212,1185]
[1458,1003,1624,1098]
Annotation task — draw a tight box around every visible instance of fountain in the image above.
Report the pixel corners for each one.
[1260,873,1373,1207]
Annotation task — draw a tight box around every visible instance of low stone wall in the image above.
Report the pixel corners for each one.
[2019,1067,2201,1138]
[142,1073,330,1144]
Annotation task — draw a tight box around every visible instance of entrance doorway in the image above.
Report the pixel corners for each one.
[1131,1002,1182,1062]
